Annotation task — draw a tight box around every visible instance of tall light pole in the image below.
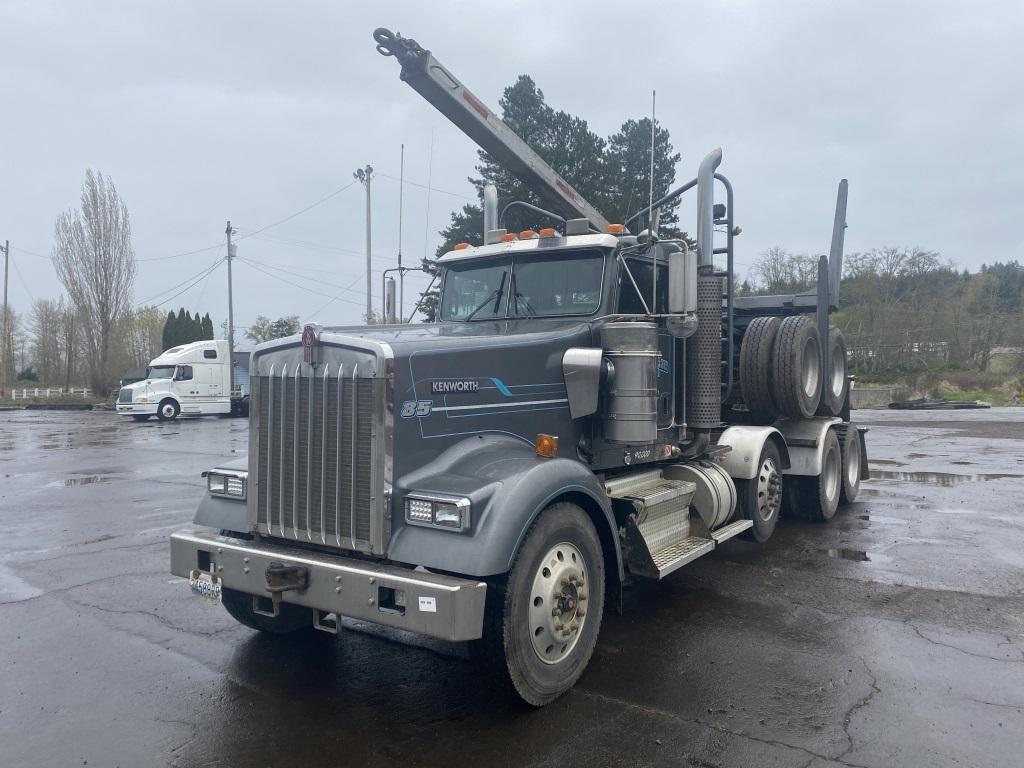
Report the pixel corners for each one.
[225,221,236,394]
[354,165,374,322]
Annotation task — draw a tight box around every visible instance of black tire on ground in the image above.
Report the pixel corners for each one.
[740,316,781,424]
[817,327,849,417]
[471,502,605,707]
[772,316,823,419]
[737,440,784,543]
[839,424,862,504]
[157,398,180,421]
[784,428,842,521]
[132,414,150,422]
[221,587,314,634]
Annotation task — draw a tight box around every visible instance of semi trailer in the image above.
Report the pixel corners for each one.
[170,28,868,706]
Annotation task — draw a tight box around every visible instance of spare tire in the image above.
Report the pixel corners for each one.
[817,327,849,416]
[772,316,822,419]
[739,316,781,424]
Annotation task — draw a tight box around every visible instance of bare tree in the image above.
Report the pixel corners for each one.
[29,298,68,384]
[52,170,136,392]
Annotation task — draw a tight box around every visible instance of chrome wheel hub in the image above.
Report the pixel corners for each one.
[801,336,821,399]
[756,457,782,521]
[528,542,589,665]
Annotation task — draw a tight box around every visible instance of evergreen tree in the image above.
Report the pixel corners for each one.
[175,308,187,346]
[201,313,214,340]
[162,310,176,351]
[419,75,686,320]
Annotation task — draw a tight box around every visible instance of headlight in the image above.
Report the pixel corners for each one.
[404,494,471,531]
[135,395,149,403]
[207,471,246,500]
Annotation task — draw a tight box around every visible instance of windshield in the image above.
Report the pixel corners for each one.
[439,249,605,321]
[148,365,176,379]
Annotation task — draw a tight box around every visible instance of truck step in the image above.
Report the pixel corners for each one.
[609,468,705,580]
[710,518,753,543]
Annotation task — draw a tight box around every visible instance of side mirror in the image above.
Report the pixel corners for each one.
[668,249,697,314]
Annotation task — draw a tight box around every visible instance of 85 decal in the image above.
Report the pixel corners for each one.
[400,400,433,418]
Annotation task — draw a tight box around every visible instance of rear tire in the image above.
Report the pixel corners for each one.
[221,587,313,634]
[784,429,842,521]
[737,441,783,543]
[817,327,849,416]
[772,316,822,419]
[740,317,781,424]
[157,398,180,421]
[840,424,862,504]
[471,502,605,707]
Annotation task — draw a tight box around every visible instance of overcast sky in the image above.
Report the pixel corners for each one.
[2,0,1021,344]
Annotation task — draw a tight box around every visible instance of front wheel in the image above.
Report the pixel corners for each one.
[157,398,180,421]
[472,502,605,707]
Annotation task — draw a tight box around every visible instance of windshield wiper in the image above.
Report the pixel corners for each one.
[464,272,507,320]
[510,272,538,317]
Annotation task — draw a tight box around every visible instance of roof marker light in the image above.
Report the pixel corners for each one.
[453,242,470,250]
[538,228,558,238]
[501,233,517,242]
[607,224,626,235]
[519,230,538,239]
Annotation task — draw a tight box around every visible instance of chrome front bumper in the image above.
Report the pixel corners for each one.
[170,527,487,641]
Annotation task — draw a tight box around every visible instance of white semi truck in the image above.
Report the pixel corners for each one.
[116,340,249,421]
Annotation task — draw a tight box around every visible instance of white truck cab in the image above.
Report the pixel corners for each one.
[117,340,244,421]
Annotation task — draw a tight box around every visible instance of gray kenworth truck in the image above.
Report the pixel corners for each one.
[170,28,868,706]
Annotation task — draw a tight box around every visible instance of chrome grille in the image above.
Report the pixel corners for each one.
[118,388,132,404]
[252,363,379,552]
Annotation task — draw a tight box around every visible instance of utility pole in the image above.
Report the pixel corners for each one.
[354,164,374,322]
[1,240,8,398]
[225,222,236,394]
[398,144,404,322]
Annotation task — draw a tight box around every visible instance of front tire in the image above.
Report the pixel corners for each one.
[472,502,605,707]
[157,398,180,421]
[221,588,313,634]
[737,441,783,542]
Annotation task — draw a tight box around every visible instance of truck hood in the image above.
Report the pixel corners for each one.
[317,318,593,357]
[122,377,171,391]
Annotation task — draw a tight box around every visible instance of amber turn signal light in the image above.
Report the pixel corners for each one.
[535,434,558,458]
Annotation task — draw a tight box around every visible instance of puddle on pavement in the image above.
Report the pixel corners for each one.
[856,512,908,525]
[869,469,1023,485]
[870,459,906,466]
[824,547,870,562]
[57,475,112,487]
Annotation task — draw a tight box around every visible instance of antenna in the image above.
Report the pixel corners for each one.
[398,143,404,321]
[649,90,657,307]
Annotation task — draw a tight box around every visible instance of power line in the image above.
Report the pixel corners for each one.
[12,246,49,260]
[10,259,35,303]
[139,256,225,306]
[376,172,476,203]
[234,179,360,241]
[240,259,366,309]
[237,256,396,293]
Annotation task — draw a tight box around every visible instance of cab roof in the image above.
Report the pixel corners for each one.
[436,232,619,264]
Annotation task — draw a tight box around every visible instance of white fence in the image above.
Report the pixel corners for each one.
[10,387,92,400]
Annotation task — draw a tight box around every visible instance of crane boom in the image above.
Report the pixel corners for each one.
[373,28,611,232]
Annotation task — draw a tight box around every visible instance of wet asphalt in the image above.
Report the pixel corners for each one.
[1,408,1022,768]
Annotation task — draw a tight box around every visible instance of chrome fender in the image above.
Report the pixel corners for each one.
[716,425,791,480]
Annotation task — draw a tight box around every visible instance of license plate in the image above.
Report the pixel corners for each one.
[189,569,222,603]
